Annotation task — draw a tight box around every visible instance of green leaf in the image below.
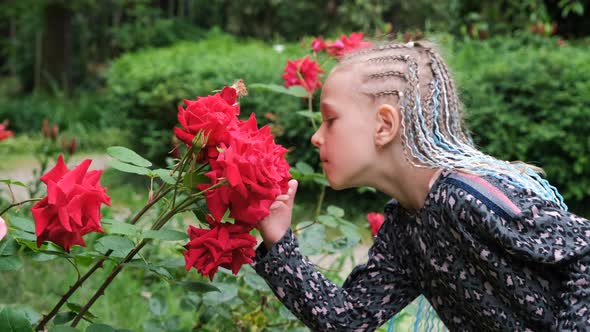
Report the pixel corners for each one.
[176,281,220,294]
[295,162,314,175]
[49,327,81,332]
[10,229,36,242]
[179,294,201,311]
[250,83,309,98]
[326,205,345,218]
[317,215,338,227]
[148,295,167,316]
[243,273,270,292]
[203,283,238,304]
[124,261,172,279]
[94,236,135,258]
[183,170,208,189]
[107,160,151,176]
[0,179,28,188]
[106,146,152,167]
[152,169,176,184]
[312,175,330,187]
[86,324,117,332]
[0,257,22,271]
[0,307,34,332]
[53,311,77,325]
[156,257,185,269]
[295,111,322,123]
[8,216,35,234]
[142,229,188,241]
[297,222,325,256]
[102,220,142,237]
[66,303,97,319]
[0,237,18,256]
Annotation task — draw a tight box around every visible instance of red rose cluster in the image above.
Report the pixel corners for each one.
[366,212,385,237]
[31,155,111,251]
[281,56,324,95]
[310,32,372,57]
[177,85,291,280]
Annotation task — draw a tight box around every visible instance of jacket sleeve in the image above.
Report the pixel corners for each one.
[252,220,418,332]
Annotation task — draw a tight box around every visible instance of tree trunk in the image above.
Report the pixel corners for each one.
[41,2,73,94]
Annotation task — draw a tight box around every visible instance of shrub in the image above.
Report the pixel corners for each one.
[449,36,590,206]
[106,32,319,165]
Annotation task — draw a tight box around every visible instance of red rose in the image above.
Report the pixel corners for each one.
[311,37,326,52]
[174,86,239,158]
[326,32,372,57]
[282,56,324,95]
[31,155,111,251]
[183,222,256,280]
[366,212,385,236]
[0,120,13,141]
[199,115,291,226]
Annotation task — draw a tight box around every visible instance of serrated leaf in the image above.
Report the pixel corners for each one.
[0,179,28,188]
[103,221,142,237]
[149,295,167,316]
[243,273,270,292]
[0,256,22,271]
[86,323,117,332]
[326,205,345,218]
[142,229,188,241]
[295,162,314,175]
[49,326,80,332]
[66,303,97,319]
[203,283,237,304]
[106,146,152,167]
[312,176,330,187]
[152,169,176,184]
[124,261,172,279]
[94,236,135,258]
[176,281,220,294]
[0,237,18,256]
[250,83,309,98]
[107,160,150,175]
[10,229,36,242]
[317,215,338,227]
[8,216,35,233]
[53,311,77,325]
[0,307,34,332]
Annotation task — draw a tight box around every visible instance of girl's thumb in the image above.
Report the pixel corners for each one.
[287,179,298,206]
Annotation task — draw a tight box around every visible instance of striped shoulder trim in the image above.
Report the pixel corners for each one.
[445,172,522,220]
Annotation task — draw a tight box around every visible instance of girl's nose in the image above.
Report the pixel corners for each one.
[311,128,323,148]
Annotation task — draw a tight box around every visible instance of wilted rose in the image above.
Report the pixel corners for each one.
[31,155,111,251]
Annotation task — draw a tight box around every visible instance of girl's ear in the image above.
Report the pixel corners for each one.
[375,103,401,147]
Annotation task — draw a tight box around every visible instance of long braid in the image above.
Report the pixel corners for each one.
[339,40,567,209]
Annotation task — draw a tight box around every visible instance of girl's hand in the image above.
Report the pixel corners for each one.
[259,179,298,250]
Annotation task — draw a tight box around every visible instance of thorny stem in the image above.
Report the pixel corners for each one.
[0,198,43,217]
[35,185,173,331]
[71,181,226,327]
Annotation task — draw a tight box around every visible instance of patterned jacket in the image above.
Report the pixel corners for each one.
[253,171,590,331]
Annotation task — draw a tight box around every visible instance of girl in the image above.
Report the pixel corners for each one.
[253,41,590,331]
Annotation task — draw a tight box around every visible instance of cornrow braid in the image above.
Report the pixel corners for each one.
[338,40,567,209]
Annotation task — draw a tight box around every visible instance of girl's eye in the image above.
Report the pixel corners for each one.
[325,118,335,127]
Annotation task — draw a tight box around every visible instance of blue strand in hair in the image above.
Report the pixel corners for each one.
[387,314,395,332]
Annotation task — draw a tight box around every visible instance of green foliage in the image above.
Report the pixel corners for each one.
[106,32,318,165]
[449,36,590,204]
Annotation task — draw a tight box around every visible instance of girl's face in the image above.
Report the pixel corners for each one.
[311,67,378,189]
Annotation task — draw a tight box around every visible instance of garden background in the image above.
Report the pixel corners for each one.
[0,0,589,331]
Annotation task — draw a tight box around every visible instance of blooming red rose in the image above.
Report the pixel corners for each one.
[199,114,291,226]
[0,120,13,141]
[174,86,239,158]
[282,56,324,95]
[326,32,372,57]
[311,37,326,52]
[31,155,111,251]
[366,212,385,236]
[183,222,256,280]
